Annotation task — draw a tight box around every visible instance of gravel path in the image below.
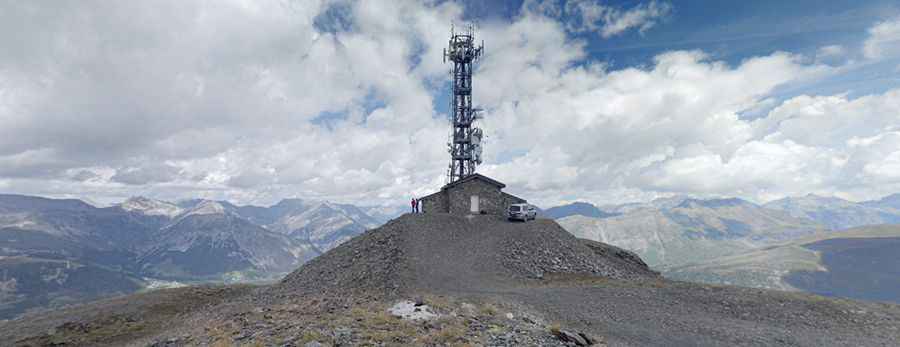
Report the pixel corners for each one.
[497,280,900,346]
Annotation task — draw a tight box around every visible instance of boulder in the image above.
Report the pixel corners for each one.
[554,329,593,346]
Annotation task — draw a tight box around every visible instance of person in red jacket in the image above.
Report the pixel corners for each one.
[411,197,418,213]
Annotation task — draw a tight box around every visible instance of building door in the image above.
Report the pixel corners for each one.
[470,195,479,213]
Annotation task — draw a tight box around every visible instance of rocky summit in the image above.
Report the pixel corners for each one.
[277,213,657,297]
[2,214,899,346]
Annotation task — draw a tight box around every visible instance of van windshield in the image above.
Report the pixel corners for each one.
[509,206,521,212]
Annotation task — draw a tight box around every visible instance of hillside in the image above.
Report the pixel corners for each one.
[665,225,900,303]
[2,213,898,346]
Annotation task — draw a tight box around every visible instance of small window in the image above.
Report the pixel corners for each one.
[510,206,521,211]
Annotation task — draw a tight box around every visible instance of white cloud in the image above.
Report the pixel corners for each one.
[817,45,845,58]
[0,0,897,208]
[596,1,673,38]
[474,44,833,203]
[863,16,900,59]
[524,0,672,38]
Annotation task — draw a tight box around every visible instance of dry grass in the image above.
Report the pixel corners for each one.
[548,322,562,336]
[423,294,453,312]
[478,303,498,317]
[209,339,232,347]
[416,318,468,346]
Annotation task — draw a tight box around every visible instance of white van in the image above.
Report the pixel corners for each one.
[507,203,537,222]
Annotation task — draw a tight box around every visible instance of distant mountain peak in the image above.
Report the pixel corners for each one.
[865,193,900,209]
[120,196,182,218]
[675,197,751,209]
[182,200,228,217]
[275,198,305,206]
[802,193,847,202]
[543,201,619,219]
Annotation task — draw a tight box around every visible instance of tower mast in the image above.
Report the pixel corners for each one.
[443,24,484,183]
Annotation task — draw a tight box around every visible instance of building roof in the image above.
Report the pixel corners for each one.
[442,173,506,190]
[419,190,442,201]
[501,191,526,202]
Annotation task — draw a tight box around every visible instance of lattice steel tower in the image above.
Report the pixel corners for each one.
[443,24,484,183]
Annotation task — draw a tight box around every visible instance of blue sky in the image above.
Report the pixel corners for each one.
[460,0,898,64]
[1,0,899,207]
[452,0,900,99]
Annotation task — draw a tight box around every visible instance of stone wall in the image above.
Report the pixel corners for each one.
[420,191,448,214]
[447,179,505,215]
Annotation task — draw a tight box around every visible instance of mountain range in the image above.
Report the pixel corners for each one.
[558,197,824,267]
[665,224,900,303]
[552,193,900,302]
[4,191,899,319]
[0,194,399,319]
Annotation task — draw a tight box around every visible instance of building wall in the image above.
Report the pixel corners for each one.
[447,179,505,215]
[421,177,528,216]
[420,191,448,214]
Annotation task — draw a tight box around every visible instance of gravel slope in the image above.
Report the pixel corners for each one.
[277,213,657,297]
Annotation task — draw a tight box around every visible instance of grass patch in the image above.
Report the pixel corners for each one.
[416,319,468,346]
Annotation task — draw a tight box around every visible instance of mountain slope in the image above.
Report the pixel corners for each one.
[665,224,900,303]
[0,195,333,319]
[863,193,900,213]
[176,198,382,252]
[542,202,619,219]
[0,256,144,319]
[0,195,160,319]
[267,202,381,252]
[139,202,317,279]
[764,194,900,230]
[559,198,823,267]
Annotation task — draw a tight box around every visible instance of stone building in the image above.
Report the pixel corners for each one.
[419,174,526,215]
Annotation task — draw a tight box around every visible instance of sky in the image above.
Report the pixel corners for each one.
[1,0,899,208]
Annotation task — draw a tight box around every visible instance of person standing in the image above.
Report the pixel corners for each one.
[411,197,418,213]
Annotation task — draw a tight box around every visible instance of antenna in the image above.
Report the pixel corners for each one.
[444,23,485,183]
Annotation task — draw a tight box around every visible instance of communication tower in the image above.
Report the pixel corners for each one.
[443,24,484,183]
